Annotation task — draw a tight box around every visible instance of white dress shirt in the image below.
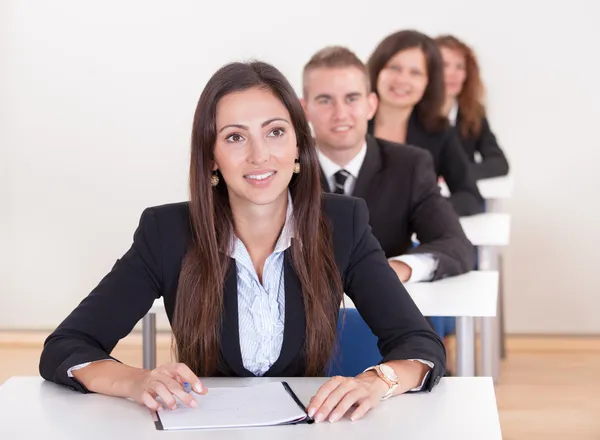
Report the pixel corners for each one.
[317,144,437,283]
[448,100,459,126]
[318,143,367,196]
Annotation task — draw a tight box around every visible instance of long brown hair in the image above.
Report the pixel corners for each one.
[435,34,486,139]
[367,30,447,133]
[173,61,344,377]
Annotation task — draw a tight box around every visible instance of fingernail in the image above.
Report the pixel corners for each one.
[329,414,339,423]
[308,408,316,418]
[190,399,198,408]
[195,383,204,393]
[314,413,325,423]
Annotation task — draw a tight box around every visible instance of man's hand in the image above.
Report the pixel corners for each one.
[389,260,412,283]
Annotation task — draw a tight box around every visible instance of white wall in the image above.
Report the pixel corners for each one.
[2,0,599,333]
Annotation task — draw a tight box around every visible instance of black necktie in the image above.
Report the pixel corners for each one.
[333,169,350,195]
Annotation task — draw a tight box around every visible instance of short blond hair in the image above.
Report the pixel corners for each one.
[302,46,370,97]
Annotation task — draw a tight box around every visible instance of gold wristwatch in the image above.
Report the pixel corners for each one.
[363,364,400,400]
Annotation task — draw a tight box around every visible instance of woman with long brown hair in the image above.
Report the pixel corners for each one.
[39,61,445,423]
[435,34,509,179]
[367,30,484,216]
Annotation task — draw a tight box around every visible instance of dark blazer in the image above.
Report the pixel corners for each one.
[320,136,475,279]
[369,114,484,216]
[39,194,446,393]
[455,111,509,180]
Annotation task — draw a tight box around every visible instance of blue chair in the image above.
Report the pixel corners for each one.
[326,308,382,377]
[428,316,456,336]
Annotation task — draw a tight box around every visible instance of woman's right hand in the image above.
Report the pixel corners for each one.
[127,363,207,411]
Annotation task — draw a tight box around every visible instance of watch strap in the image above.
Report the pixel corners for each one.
[363,365,398,400]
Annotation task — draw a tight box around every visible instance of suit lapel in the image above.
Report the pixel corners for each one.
[406,110,420,147]
[352,135,383,199]
[319,168,330,193]
[219,259,253,377]
[265,249,305,376]
[406,110,434,154]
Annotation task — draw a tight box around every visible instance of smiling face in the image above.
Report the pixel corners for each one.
[303,66,377,153]
[440,46,467,98]
[376,47,429,110]
[212,87,298,207]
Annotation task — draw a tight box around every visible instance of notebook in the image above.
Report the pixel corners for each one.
[153,381,314,430]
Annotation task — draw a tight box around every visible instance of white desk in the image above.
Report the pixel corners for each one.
[476,175,514,201]
[144,271,499,378]
[439,175,514,201]
[0,376,503,440]
[459,213,510,382]
[351,271,499,378]
[440,176,513,383]
[344,271,498,317]
[460,213,511,247]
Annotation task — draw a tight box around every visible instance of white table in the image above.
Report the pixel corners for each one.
[440,176,513,383]
[460,213,511,248]
[410,213,511,249]
[347,271,498,377]
[143,271,499,378]
[459,213,511,382]
[439,175,514,203]
[476,179,513,375]
[476,175,514,202]
[0,376,503,439]
[467,179,513,362]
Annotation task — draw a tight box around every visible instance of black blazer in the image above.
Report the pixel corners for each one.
[320,136,475,280]
[455,111,509,180]
[369,114,484,216]
[39,194,446,392]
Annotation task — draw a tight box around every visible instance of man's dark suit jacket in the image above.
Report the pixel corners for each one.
[320,135,475,280]
[39,194,446,393]
[369,114,484,216]
[455,111,509,180]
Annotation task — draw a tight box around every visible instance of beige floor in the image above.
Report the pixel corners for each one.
[1,332,599,439]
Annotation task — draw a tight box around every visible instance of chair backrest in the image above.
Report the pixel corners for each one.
[326,308,382,377]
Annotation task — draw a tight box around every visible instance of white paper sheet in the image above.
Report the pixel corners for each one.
[156,381,308,430]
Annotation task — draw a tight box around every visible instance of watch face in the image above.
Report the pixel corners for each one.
[380,364,398,382]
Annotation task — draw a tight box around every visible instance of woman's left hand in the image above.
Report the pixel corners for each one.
[306,374,389,423]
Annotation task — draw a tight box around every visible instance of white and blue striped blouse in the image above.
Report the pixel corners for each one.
[229,192,294,376]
